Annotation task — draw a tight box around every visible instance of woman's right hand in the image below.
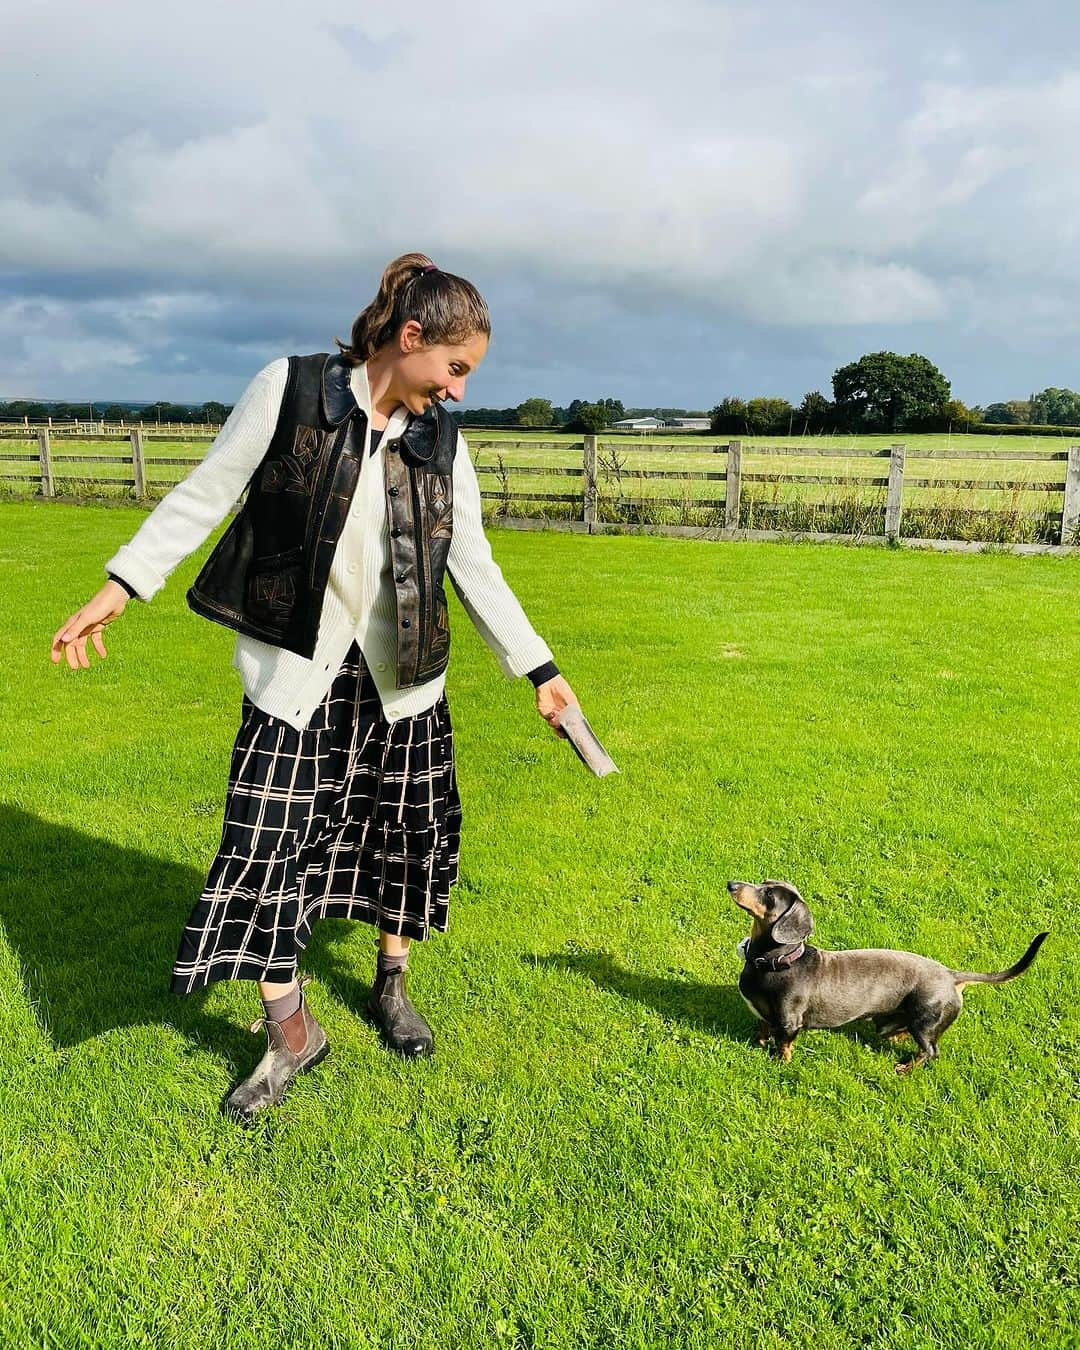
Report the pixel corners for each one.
[50,580,131,670]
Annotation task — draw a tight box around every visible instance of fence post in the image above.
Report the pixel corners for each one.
[583,434,598,531]
[1062,445,1080,547]
[37,429,54,498]
[885,443,906,541]
[130,427,147,500]
[724,440,742,531]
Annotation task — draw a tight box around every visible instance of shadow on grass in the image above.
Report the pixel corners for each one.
[527,951,752,1042]
[529,950,915,1067]
[0,804,385,1074]
[0,803,263,1068]
[303,919,378,1020]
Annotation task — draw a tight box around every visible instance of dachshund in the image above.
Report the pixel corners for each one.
[729,880,1048,1073]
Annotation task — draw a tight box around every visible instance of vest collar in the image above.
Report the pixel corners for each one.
[319,352,454,465]
[320,352,361,427]
[319,353,413,449]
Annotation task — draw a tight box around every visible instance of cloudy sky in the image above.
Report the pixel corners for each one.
[3,0,1079,409]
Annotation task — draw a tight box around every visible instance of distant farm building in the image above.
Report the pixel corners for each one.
[612,415,710,431]
[612,417,666,430]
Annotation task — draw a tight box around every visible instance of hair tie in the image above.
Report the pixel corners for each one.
[420,264,438,275]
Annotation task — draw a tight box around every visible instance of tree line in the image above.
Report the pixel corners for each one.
[457,354,1080,436]
[453,398,625,431]
[5,350,1078,435]
[0,400,232,424]
[0,394,651,432]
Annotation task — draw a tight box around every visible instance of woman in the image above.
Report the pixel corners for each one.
[50,253,577,1124]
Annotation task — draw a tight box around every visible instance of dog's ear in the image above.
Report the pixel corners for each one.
[772,899,814,945]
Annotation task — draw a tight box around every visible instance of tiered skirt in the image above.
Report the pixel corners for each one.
[171,641,460,994]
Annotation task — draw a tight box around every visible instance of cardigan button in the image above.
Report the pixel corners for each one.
[395,571,407,583]
[388,486,399,498]
[390,527,402,538]
[401,618,411,629]
[388,440,400,454]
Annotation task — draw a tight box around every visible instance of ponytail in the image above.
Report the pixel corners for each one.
[336,253,491,364]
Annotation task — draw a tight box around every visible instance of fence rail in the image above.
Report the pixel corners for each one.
[0,420,221,436]
[4,429,1078,549]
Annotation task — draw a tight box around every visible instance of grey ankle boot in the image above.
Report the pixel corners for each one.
[224,975,330,1126]
[365,965,434,1058]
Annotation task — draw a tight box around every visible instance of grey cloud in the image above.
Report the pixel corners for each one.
[323,24,412,71]
[2,0,1079,403]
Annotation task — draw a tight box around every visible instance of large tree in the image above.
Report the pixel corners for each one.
[709,397,747,434]
[516,397,554,427]
[797,390,834,433]
[564,396,624,432]
[744,397,794,437]
[709,396,792,436]
[832,351,950,432]
[1032,387,1080,426]
[983,402,1022,424]
[567,402,609,433]
[939,399,980,432]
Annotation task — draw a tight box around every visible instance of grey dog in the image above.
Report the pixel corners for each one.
[729,880,1048,1073]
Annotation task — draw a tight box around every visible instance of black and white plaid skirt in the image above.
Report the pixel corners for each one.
[171,640,461,994]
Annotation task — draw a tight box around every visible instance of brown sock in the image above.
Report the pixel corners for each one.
[262,984,302,1022]
[377,948,409,976]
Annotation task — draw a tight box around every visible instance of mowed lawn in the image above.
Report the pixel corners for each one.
[3,498,1079,1348]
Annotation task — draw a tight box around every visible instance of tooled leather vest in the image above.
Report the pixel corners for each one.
[186,352,457,686]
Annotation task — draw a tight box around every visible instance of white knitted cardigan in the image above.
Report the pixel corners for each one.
[104,358,554,730]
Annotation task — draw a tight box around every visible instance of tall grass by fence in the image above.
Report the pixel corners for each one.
[4,427,1078,549]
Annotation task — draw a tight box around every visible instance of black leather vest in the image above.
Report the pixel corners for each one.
[186,352,457,686]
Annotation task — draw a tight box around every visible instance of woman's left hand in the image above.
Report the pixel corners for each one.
[535,675,577,738]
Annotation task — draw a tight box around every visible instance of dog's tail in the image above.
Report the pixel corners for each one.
[952,931,1049,988]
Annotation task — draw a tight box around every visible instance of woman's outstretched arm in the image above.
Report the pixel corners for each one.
[102,358,287,601]
[50,359,286,670]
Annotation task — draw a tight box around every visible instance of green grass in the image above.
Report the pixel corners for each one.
[4,499,1080,1347]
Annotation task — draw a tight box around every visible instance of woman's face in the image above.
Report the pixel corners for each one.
[394,321,489,415]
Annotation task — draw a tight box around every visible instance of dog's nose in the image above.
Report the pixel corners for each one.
[727,880,741,893]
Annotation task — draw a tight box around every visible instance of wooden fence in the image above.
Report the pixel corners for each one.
[4,429,1079,549]
[0,420,220,436]
[467,436,1079,548]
